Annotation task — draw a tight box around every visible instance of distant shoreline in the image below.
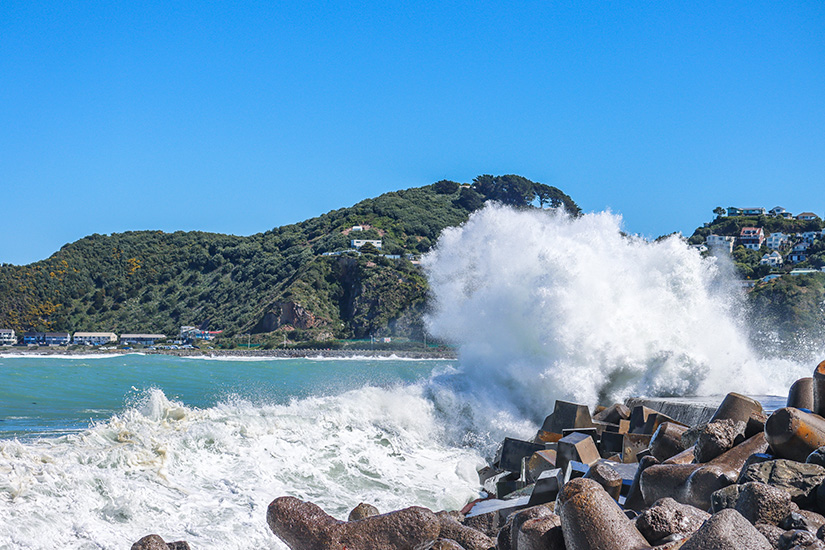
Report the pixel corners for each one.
[0,347,458,360]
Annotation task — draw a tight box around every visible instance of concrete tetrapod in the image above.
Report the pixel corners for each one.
[814,360,825,418]
[788,377,814,410]
[556,477,650,550]
[640,433,767,510]
[765,407,825,462]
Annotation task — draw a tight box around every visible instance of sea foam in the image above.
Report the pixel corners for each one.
[0,386,483,549]
[423,205,808,422]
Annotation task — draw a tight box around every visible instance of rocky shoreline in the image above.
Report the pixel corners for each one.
[134,360,825,550]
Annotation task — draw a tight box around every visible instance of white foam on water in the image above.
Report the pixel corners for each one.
[0,387,484,549]
[423,204,809,423]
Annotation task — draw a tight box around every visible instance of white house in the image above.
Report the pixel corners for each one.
[797,212,820,221]
[739,227,765,250]
[73,332,117,345]
[800,231,822,243]
[790,268,819,276]
[765,232,790,250]
[706,234,735,253]
[769,206,794,219]
[759,251,783,267]
[0,329,16,346]
[350,239,382,249]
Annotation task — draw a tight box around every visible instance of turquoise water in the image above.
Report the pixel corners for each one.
[0,353,451,439]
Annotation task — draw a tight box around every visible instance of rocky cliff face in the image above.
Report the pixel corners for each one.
[254,301,328,332]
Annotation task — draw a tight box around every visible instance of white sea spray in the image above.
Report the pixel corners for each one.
[423,204,807,421]
[0,387,484,549]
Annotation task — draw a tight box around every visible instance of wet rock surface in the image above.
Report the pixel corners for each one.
[635,497,709,544]
[694,419,747,463]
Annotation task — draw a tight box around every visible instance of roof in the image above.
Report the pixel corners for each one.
[120,333,166,339]
[73,332,116,338]
[798,212,820,218]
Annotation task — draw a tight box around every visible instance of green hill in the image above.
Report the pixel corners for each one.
[0,175,578,346]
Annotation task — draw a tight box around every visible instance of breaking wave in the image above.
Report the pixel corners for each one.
[423,205,808,420]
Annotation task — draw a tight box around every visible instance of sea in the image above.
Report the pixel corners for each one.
[0,206,819,548]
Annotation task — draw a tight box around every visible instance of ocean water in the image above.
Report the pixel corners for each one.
[1,205,817,549]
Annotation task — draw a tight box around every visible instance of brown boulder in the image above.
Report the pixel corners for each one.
[636,497,709,545]
[694,419,746,463]
[679,508,771,550]
[131,535,191,550]
[267,496,440,550]
[435,514,495,550]
[349,502,380,521]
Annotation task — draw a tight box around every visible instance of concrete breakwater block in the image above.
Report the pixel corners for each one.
[625,397,717,428]
[557,432,600,472]
[765,407,825,462]
[710,392,766,438]
[634,497,709,545]
[649,421,688,462]
[739,458,825,509]
[495,437,546,473]
[266,496,440,550]
[788,377,814,410]
[527,468,563,506]
[540,400,595,437]
[556,478,650,550]
[813,359,825,418]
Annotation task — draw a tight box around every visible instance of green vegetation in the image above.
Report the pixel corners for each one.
[0,175,578,344]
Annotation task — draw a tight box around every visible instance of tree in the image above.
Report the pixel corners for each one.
[433,180,459,194]
[454,187,484,211]
[713,207,726,218]
[359,242,380,255]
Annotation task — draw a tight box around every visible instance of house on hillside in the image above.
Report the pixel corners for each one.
[728,207,766,217]
[797,212,820,221]
[73,332,117,345]
[765,232,790,250]
[769,206,794,219]
[739,227,765,250]
[706,234,735,253]
[350,239,382,249]
[789,242,810,264]
[0,329,16,346]
[801,231,823,243]
[759,251,783,267]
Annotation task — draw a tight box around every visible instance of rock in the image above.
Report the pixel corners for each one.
[736,482,793,525]
[781,510,825,533]
[635,497,710,545]
[414,540,466,550]
[777,529,825,549]
[435,514,495,550]
[681,425,704,449]
[516,516,564,550]
[462,511,499,539]
[267,496,440,550]
[711,484,743,513]
[740,459,825,508]
[349,502,380,521]
[131,536,170,550]
[131,535,190,550]
[807,447,825,468]
[754,522,786,548]
[679,508,771,550]
[496,504,555,550]
[694,419,747,463]
[557,478,649,550]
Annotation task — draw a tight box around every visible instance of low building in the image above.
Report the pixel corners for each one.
[765,232,790,250]
[797,212,820,221]
[0,329,16,346]
[790,268,819,276]
[180,326,221,341]
[23,332,71,346]
[739,227,765,250]
[759,251,783,267]
[350,239,382,249]
[727,207,766,217]
[769,206,793,218]
[120,334,166,346]
[801,231,822,243]
[73,332,117,346]
[706,234,735,253]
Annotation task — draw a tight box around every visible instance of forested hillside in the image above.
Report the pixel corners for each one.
[0,175,579,344]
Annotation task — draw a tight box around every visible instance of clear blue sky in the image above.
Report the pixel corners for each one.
[2,1,823,266]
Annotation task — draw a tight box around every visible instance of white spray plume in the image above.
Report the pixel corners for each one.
[423,204,805,420]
